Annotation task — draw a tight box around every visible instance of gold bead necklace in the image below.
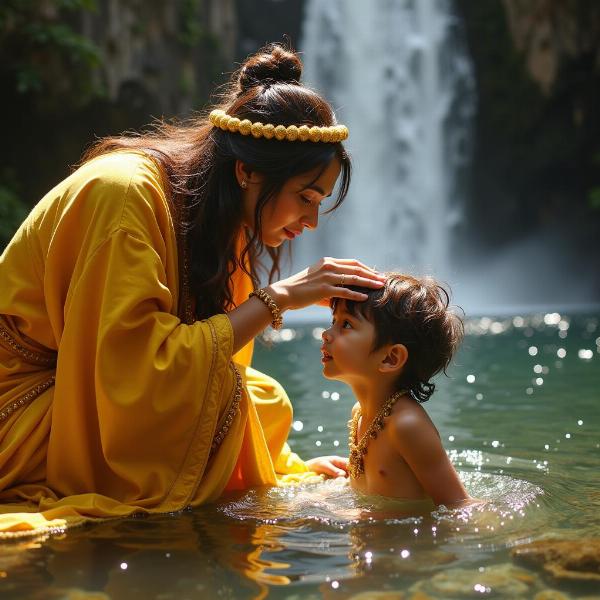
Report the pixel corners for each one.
[347,390,407,479]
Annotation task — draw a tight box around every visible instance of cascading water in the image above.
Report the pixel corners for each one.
[295,0,475,281]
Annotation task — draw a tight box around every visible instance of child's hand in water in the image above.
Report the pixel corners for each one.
[305,455,348,478]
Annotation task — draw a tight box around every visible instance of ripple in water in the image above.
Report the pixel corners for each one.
[211,452,555,596]
[217,452,544,550]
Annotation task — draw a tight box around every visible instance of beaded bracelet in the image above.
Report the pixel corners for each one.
[249,288,283,330]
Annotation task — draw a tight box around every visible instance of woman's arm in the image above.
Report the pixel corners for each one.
[227,292,278,355]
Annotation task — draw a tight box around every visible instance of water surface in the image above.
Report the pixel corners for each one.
[1,312,598,599]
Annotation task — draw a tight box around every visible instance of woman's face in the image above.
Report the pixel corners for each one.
[239,157,342,247]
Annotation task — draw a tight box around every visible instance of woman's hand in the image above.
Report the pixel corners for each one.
[305,455,349,478]
[227,258,385,355]
[266,257,387,312]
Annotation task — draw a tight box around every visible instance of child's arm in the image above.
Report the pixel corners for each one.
[388,411,470,506]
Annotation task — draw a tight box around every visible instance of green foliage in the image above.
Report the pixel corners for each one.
[588,188,600,210]
[0,0,103,109]
[178,0,205,48]
[589,153,600,210]
[0,172,27,251]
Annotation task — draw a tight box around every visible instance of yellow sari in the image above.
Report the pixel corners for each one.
[0,152,312,538]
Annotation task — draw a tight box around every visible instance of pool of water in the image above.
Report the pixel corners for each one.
[1,312,599,599]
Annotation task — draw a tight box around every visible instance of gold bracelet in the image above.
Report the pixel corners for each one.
[249,288,283,330]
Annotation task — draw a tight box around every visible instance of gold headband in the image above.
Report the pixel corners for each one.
[209,109,349,143]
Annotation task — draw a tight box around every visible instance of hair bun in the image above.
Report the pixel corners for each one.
[238,44,303,92]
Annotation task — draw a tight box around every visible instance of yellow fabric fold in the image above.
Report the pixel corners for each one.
[0,151,312,538]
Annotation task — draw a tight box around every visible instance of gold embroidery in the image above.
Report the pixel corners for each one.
[206,317,219,396]
[176,199,239,456]
[0,375,55,422]
[181,235,195,325]
[0,316,57,367]
[210,364,242,457]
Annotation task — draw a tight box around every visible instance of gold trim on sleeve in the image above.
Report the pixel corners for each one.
[0,375,55,422]
[0,315,57,367]
[210,364,242,457]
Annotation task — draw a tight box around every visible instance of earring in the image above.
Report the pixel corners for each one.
[240,180,248,189]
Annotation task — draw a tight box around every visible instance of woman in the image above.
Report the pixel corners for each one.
[0,44,385,536]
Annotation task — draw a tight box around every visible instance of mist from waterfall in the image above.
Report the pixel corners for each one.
[295,0,475,281]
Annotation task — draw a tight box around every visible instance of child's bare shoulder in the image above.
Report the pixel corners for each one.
[386,395,440,447]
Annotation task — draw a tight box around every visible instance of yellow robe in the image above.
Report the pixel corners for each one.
[0,151,311,538]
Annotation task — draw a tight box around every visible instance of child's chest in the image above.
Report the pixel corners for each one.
[351,434,426,500]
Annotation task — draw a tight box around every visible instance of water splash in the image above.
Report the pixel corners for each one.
[218,466,543,535]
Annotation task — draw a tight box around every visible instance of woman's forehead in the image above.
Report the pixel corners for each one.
[295,158,341,195]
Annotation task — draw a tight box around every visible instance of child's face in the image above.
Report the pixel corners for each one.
[320,301,379,383]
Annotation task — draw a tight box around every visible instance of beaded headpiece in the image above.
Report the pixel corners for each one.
[209,109,349,143]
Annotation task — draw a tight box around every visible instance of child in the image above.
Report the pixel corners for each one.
[320,272,470,506]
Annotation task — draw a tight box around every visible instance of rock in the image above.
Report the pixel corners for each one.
[409,592,434,600]
[65,592,111,600]
[533,590,570,600]
[353,549,456,576]
[511,538,600,583]
[408,563,536,597]
[348,593,404,600]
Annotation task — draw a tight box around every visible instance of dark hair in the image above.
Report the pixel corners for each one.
[332,273,464,402]
[81,43,351,320]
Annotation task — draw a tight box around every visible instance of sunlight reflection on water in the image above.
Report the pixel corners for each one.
[210,466,550,598]
[2,313,598,599]
[217,458,545,550]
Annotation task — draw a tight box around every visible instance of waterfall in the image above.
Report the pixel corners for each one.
[295,0,476,280]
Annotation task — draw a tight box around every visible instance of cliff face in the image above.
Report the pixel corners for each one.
[457,0,600,257]
[72,0,303,116]
[0,0,239,247]
[2,0,599,276]
[79,0,237,116]
[503,0,600,94]
[0,0,307,248]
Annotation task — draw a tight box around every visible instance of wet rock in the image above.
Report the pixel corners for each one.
[408,592,434,600]
[32,590,111,600]
[349,593,405,600]
[512,538,600,583]
[533,590,570,600]
[352,548,457,576]
[408,563,536,598]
